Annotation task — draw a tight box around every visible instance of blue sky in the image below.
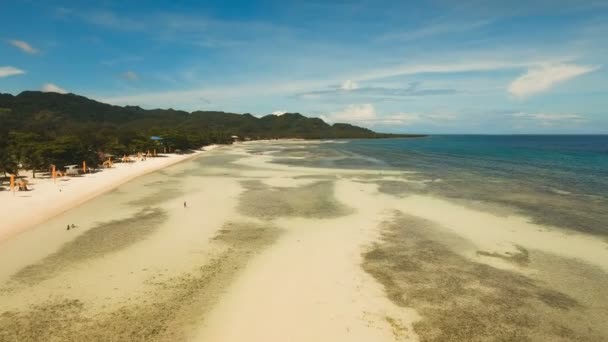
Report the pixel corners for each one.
[1,0,607,133]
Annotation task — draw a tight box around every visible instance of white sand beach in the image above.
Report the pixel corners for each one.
[0,141,606,342]
[0,145,217,242]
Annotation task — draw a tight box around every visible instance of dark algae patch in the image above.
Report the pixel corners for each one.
[238,180,353,219]
[362,211,607,341]
[0,221,281,342]
[10,207,167,286]
[371,176,608,237]
[213,221,281,248]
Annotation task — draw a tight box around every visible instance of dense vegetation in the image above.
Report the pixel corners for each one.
[0,91,422,176]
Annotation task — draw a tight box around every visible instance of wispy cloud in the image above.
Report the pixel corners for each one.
[357,59,552,82]
[324,104,456,127]
[84,10,146,31]
[99,56,576,110]
[101,55,143,66]
[42,83,68,94]
[378,19,492,42]
[121,71,139,81]
[0,66,25,78]
[511,111,586,126]
[508,63,599,98]
[99,77,329,107]
[295,82,457,101]
[7,39,39,54]
[66,9,287,47]
[340,80,359,90]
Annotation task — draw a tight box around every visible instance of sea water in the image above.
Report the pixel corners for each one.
[270,135,608,236]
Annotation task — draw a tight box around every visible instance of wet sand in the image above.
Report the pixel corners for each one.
[0,141,607,341]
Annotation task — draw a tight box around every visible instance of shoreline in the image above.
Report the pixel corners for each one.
[0,145,218,244]
[0,141,606,341]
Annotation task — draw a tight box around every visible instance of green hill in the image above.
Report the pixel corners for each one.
[0,91,423,174]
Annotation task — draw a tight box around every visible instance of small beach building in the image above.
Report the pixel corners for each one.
[150,136,164,153]
[65,165,79,176]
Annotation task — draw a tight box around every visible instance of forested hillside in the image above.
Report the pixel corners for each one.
[0,91,422,174]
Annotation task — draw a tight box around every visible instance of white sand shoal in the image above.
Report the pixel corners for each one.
[194,179,421,342]
[0,145,217,243]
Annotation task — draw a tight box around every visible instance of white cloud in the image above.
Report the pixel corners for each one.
[98,57,572,110]
[358,60,538,82]
[340,80,359,90]
[511,112,585,126]
[325,104,454,127]
[508,63,598,98]
[377,113,423,126]
[532,113,584,121]
[42,83,68,94]
[329,104,377,123]
[8,40,39,54]
[272,110,287,115]
[122,71,139,80]
[0,66,25,78]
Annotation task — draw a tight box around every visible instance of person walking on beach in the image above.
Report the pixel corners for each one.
[67,224,70,230]
[184,201,187,208]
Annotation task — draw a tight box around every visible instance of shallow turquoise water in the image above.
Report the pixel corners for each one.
[262,135,608,235]
[339,135,608,198]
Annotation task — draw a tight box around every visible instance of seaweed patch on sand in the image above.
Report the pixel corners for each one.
[0,221,281,342]
[362,211,606,341]
[238,180,354,219]
[10,207,167,286]
[372,174,608,237]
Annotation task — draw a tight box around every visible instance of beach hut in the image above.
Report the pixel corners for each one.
[102,155,114,168]
[150,136,163,156]
[65,165,80,176]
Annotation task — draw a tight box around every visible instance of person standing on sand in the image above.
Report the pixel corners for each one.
[184,201,187,208]
[67,224,70,230]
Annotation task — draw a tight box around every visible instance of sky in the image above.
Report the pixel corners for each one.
[1,0,607,134]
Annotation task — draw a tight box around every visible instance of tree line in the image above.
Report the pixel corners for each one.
[0,129,233,178]
[0,91,423,179]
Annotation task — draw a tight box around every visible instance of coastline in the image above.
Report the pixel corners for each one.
[0,145,218,243]
[0,140,606,341]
